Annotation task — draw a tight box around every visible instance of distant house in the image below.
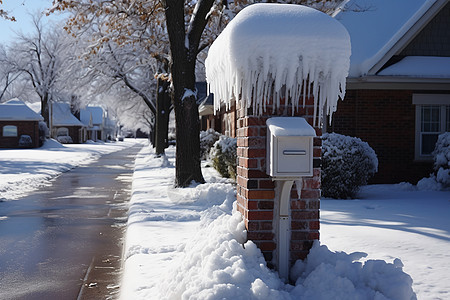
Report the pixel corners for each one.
[329,0,450,184]
[51,102,87,144]
[198,82,236,137]
[80,106,117,141]
[0,99,44,148]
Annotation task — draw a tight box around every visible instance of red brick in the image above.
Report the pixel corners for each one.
[313,147,321,158]
[239,157,258,169]
[291,200,306,210]
[248,200,258,210]
[258,242,276,251]
[309,232,320,240]
[259,180,275,189]
[260,221,273,231]
[290,232,309,240]
[247,190,275,199]
[291,221,308,230]
[247,221,259,231]
[309,221,320,230]
[258,200,274,210]
[291,210,319,220]
[307,200,320,210]
[245,126,260,137]
[247,210,273,220]
[248,170,270,179]
[247,231,274,241]
[303,178,321,189]
[248,148,266,158]
[301,189,320,199]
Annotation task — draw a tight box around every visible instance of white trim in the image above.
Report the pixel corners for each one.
[413,95,450,161]
[413,94,450,105]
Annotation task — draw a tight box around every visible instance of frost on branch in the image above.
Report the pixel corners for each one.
[205,4,351,125]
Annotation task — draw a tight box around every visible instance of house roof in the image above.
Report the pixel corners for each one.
[335,0,447,77]
[0,99,44,121]
[80,106,103,126]
[52,102,85,127]
[378,56,450,77]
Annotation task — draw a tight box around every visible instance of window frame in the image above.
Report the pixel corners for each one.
[413,94,450,161]
[2,125,18,137]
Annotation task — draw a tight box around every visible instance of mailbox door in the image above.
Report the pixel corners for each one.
[277,136,311,175]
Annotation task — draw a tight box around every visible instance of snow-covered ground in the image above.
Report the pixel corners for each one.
[0,138,145,201]
[1,140,448,299]
[121,142,449,300]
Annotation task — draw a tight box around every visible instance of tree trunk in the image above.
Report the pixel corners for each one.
[41,94,50,127]
[155,77,171,156]
[163,0,215,187]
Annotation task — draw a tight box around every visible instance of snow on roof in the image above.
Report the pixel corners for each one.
[334,0,438,77]
[52,102,85,127]
[206,3,351,125]
[378,56,450,77]
[0,99,44,121]
[80,106,103,126]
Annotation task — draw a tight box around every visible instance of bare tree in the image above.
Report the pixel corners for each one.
[12,14,74,125]
[0,46,21,102]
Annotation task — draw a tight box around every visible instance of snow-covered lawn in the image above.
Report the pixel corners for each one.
[1,140,448,299]
[122,142,449,300]
[0,138,145,201]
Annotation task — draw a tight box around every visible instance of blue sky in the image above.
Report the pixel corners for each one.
[0,0,63,44]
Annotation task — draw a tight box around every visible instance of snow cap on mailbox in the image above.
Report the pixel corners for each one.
[205,3,351,125]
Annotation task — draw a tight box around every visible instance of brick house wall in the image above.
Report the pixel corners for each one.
[328,89,437,184]
[235,97,321,266]
[0,121,40,148]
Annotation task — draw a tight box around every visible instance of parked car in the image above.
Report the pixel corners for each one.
[57,135,73,144]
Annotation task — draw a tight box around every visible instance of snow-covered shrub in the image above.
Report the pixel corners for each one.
[200,129,221,160]
[433,132,450,188]
[57,135,73,144]
[18,135,33,148]
[322,133,378,199]
[210,135,237,179]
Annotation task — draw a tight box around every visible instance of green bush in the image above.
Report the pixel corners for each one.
[322,133,378,199]
[210,135,237,179]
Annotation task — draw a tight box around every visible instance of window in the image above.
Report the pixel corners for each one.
[2,125,17,137]
[413,94,450,160]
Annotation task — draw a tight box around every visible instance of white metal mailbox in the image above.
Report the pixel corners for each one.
[266,117,316,178]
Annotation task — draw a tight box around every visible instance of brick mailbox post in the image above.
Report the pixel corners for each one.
[205,4,351,279]
[235,101,322,265]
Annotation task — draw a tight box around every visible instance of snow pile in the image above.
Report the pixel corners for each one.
[290,243,415,300]
[206,3,351,124]
[156,203,416,300]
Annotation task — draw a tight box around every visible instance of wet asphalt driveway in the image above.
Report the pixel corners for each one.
[0,143,143,299]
